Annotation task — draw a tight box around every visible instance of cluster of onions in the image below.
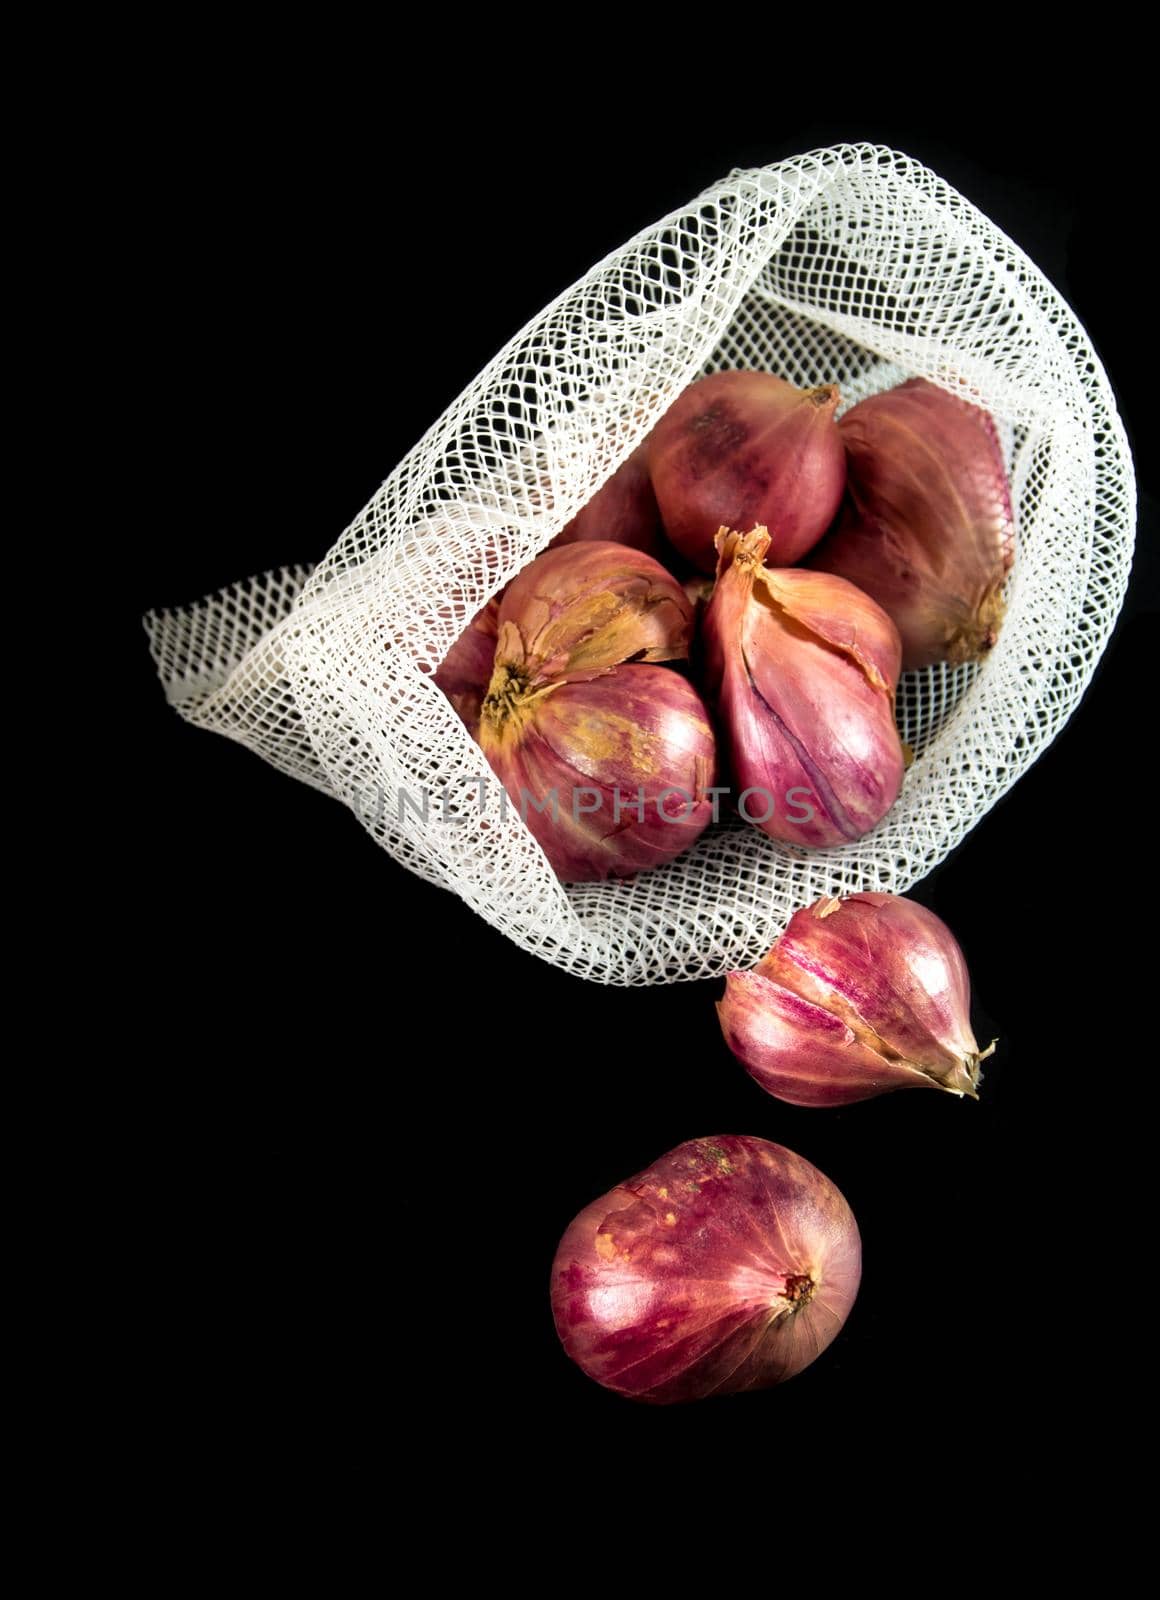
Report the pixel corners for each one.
[430,377,1009,1406]
[550,890,995,1405]
[434,368,1015,880]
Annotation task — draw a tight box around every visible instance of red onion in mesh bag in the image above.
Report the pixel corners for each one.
[551,446,664,558]
[433,598,501,737]
[435,539,690,742]
[811,378,1016,670]
[480,641,716,882]
[494,540,692,681]
[647,370,846,572]
[551,1135,861,1403]
[702,527,904,847]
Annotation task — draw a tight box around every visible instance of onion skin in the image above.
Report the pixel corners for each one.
[552,447,664,558]
[702,527,904,847]
[432,498,674,733]
[647,371,846,572]
[495,540,692,684]
[811,378,1016,671]
[480,651,716,881]
[433,598,500,737]
[551,1135,861,1404]
[719,892,993,1106]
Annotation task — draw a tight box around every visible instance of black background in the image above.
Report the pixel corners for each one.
[124,69,1154,1494]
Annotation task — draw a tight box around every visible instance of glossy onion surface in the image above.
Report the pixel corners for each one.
[648,371,846,572]
[481,656,716,882]
[702,527,904,847]
[720,892,991,1105]
[552,1135,861,1403]
[812,378,1016,670]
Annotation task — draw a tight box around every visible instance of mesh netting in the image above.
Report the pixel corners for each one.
[145,146,1135,985]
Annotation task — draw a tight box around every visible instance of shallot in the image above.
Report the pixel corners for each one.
[552,446,664,558]
[702,527,904,847]
[480,642,715,881]
[811,378,1016,670]
[552,1135,861,1403]
[495,540,692,681]
[648,370,846,572]
[433,598,500,737]
[719,892,994,1105]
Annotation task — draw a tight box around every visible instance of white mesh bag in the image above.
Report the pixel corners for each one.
[145,145,1135,985]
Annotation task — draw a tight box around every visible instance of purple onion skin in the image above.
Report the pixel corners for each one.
[552,1135,861,1404]
[496,540,692,683]
[433,598,501,737]
[552,447,665,558]
[719,892,989,1106]
[432,515,679,734]
[480,662,716,882]
[702,528,904,847]
[647,371,847,573]
[811,378,1016,671]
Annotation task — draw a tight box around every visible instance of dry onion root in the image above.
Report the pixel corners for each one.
[493,540,692,678]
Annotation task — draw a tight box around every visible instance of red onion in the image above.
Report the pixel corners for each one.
[702,527,904,847]
[647,371,846,572]
[552,446,664,558]
[551,1135,861,1403]
[495,540,692,683]
[811,378,1016,670]
[480,648,716,881]
[433,598,500,737]
[433,504,677,731]
[719,892,994,1105]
